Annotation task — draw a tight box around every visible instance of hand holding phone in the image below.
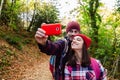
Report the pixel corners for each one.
[41,23,62,36]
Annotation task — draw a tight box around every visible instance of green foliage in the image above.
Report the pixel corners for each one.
[3,35,23,50]
[6,49,13,56]
[0,56,11,70]
[0,0,23,31]
[76,0,120,79]
[0,48,13,70]
[32,2,59,31]
[0,47,15,70]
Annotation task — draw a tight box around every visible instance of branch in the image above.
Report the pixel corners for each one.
[112,55,119,78]
[108,55,120,78]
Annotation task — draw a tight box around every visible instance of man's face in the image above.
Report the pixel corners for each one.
[66,29,80,41]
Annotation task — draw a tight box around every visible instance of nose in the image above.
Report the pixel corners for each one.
[72,39,76,43]
[71,32,77,37]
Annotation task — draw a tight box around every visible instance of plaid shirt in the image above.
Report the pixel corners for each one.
[64,60,107,80]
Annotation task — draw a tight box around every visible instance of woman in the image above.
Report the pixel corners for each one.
[64,34,107,80]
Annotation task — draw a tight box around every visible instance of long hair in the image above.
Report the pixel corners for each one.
[67,42,91,67]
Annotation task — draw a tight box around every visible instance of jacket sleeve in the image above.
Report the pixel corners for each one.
[38,39,65,56]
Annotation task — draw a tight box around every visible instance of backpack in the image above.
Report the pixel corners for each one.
[91,57,101,79]
[49,38,68,78]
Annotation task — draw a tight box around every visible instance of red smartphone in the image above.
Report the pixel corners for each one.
[41,23,62,36]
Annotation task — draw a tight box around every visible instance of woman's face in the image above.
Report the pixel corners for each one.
[71,36,84,50]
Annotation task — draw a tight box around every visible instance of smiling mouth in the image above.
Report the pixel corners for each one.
[72,43,79,46]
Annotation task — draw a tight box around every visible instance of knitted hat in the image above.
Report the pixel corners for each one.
[66,21,80,33]
[73,34,92,49]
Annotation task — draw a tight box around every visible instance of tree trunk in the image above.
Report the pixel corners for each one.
[0,0,4,16]
[27,1,36,31]
[88,0,100,54]
[1,0,8,25]
[1,0,7,14]
[9,0,14,27]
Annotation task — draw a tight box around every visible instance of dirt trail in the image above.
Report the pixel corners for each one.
[21,53,53,80]
[0,39,52,80]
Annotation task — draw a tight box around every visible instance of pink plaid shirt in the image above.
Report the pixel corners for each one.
[64,60,107,80]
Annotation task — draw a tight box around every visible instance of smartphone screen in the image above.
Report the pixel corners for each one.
[41,23,62,36]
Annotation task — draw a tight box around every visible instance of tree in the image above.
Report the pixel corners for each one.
[88,0,101,46]
[30,2,59,31]
[0,0,23,31]
[105,11,120,78]
[76,0,120,78]
[77,0,101,54]
[26,0,37,31]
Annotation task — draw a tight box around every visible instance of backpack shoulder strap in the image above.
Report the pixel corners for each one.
[91,57,100,79]
[55,39,68,79]
[59,38,68,69]
[62,38,68,57]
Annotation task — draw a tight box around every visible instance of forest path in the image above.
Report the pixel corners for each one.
[21,53,53,80]
[0,39,52,80]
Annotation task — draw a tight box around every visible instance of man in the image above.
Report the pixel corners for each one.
[35,21,81,80]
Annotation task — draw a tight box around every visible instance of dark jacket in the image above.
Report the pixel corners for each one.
[38,37,71,80]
